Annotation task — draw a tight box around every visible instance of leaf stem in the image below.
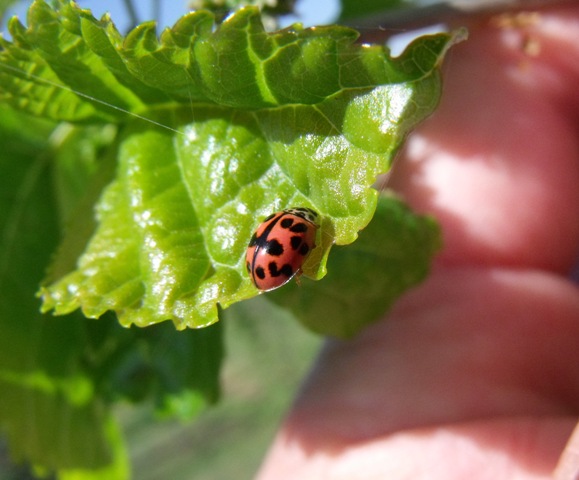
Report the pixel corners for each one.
[122,0,140,29]
[152,0,161,24]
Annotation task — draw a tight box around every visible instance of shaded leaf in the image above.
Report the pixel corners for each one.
[268,194,442,337]
[0,106,116,471]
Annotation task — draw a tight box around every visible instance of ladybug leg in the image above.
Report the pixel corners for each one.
[293,271,302,287]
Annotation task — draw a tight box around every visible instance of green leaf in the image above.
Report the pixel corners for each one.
[41,123,225,409]
[268,194,442,337]
[108,319,223,416]
[1,1,460,328]
[56,417,129,480]
[0,105,117,472]
[0,105,224,474]
[1,2,454,113]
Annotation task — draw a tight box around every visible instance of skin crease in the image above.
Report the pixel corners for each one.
[257,4,579,480]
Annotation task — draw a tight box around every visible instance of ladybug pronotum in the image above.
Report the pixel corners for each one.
[246,207,319,292]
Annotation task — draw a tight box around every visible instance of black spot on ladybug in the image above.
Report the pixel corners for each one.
[280,218,294,229]
[265,239,284,256]
[289,222,308,233]
[255,266,266,280]
[299,243,310,255]
[290,236,302,251]
[268,262,294,278]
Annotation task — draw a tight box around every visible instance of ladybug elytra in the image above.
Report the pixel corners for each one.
[246,207,319,291]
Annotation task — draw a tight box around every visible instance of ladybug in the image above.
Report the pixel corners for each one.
[246,207,319,291]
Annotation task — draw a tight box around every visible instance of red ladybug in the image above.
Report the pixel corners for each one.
[246,207,319,291]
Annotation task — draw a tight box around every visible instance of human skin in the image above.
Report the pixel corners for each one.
[257,4,579,479]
